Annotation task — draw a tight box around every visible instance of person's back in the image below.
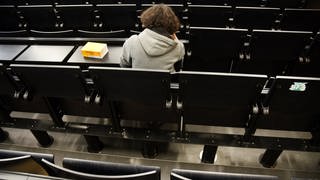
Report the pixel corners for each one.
[120,4,185,72]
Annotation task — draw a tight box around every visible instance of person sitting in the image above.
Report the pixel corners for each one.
[120,4,185,72]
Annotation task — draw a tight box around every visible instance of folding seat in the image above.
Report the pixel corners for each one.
[171,169,278,180]
[55,0,91,4]
[281,8,320,33]
[233,30,312,75]
[232,0,267,7]
[0,6,26,33]
[185,27,247,72]
[42,157,161,179]
[233,6,280,30]
[290,32,320,77]
[27,0,53,5]
[266,0,306,8]
[188,5,233,28]
[188,0,228,5]
[55,4,94,31]
[96,4,138,35]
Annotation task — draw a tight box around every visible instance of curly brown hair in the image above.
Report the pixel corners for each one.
[140,4,180,35]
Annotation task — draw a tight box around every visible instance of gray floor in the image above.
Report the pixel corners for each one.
[0,112,320,180]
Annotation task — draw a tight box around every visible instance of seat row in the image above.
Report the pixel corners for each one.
[0,64,319,166]
[185,28,320,77]
[188,5,320,32]
[0,149,279,180]
[1,0,319,9]
[1,4,320,38]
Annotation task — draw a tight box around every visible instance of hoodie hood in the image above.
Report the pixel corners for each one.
[138,28,178,57]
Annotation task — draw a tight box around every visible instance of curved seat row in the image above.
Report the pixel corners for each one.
[0,149,279,180]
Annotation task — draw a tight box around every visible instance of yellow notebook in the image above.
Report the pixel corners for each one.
[81,42,108,59]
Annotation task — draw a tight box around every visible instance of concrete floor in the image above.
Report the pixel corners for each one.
[0,112,320,179]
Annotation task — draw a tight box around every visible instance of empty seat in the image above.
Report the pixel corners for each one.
[89,67,176,123]
[188,0,228,5]
[10,64,84,99]
[91,0,131,4]
[0,149,54,175]
[281,8,320,32]
[257,76,320,132]
[41,157,161,180]
[290,32,320,77]
[28,0,53,5]
[0,0,27,5]
[0,6,23,31]
[96,4,137,32]
[188,5,233,28]
[305,0,320,9]
[55,4,94,31]
[0,149,54,164]
[233,6,280,30]
[232,0,267,7]
[233,29,312,75]
[55,0,90,4]
[266,0,306,8]
[18,5,57,31]
[186,27,247,72]
[310,33,320,62]
[177,71,267,127]
[9,64,112,118]
[0,63,16,96]
[171,169,278,179]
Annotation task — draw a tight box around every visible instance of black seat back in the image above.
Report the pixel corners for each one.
[234,30,312,75]
[281,8,320,32]
[89,67,176,122]
[233,7,280,30]
[10,64,85,98]
[186,27,247,72]
[178,71,267,127]
[18,5,57,31]
[189,5,233,28]
[257,76,320,131]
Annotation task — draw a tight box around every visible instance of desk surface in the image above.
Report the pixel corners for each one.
[16,45,74,63]
[0,45,27,61]
[68,45,122,65]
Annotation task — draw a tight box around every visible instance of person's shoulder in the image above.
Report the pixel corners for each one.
[123,34,139,46]
[127,34,139,42]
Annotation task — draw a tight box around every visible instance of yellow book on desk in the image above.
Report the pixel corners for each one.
[81,42,108,59]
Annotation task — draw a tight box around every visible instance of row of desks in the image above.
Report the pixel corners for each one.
[0,44,122,65]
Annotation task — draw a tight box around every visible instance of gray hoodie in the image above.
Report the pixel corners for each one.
[120,28,185,72]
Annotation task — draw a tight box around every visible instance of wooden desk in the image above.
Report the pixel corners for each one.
[68,45,122,66]
[16,45,74,63]
[0,45,27,61]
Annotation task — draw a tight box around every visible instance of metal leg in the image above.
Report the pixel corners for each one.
[201,145,218,164]
[0,128,8,142]
[0,110,11,123]
[43,97,65,127]
[30,130,54,147]
[141,141,158,159]
[259,149,283,168]
[311,131,320,146]
[84,135,104,153]
[108,101,121,132]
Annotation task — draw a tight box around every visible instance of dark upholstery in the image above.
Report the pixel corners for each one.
[0,149,54,164]
[171,169,279,180]
[41,158,160,180]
